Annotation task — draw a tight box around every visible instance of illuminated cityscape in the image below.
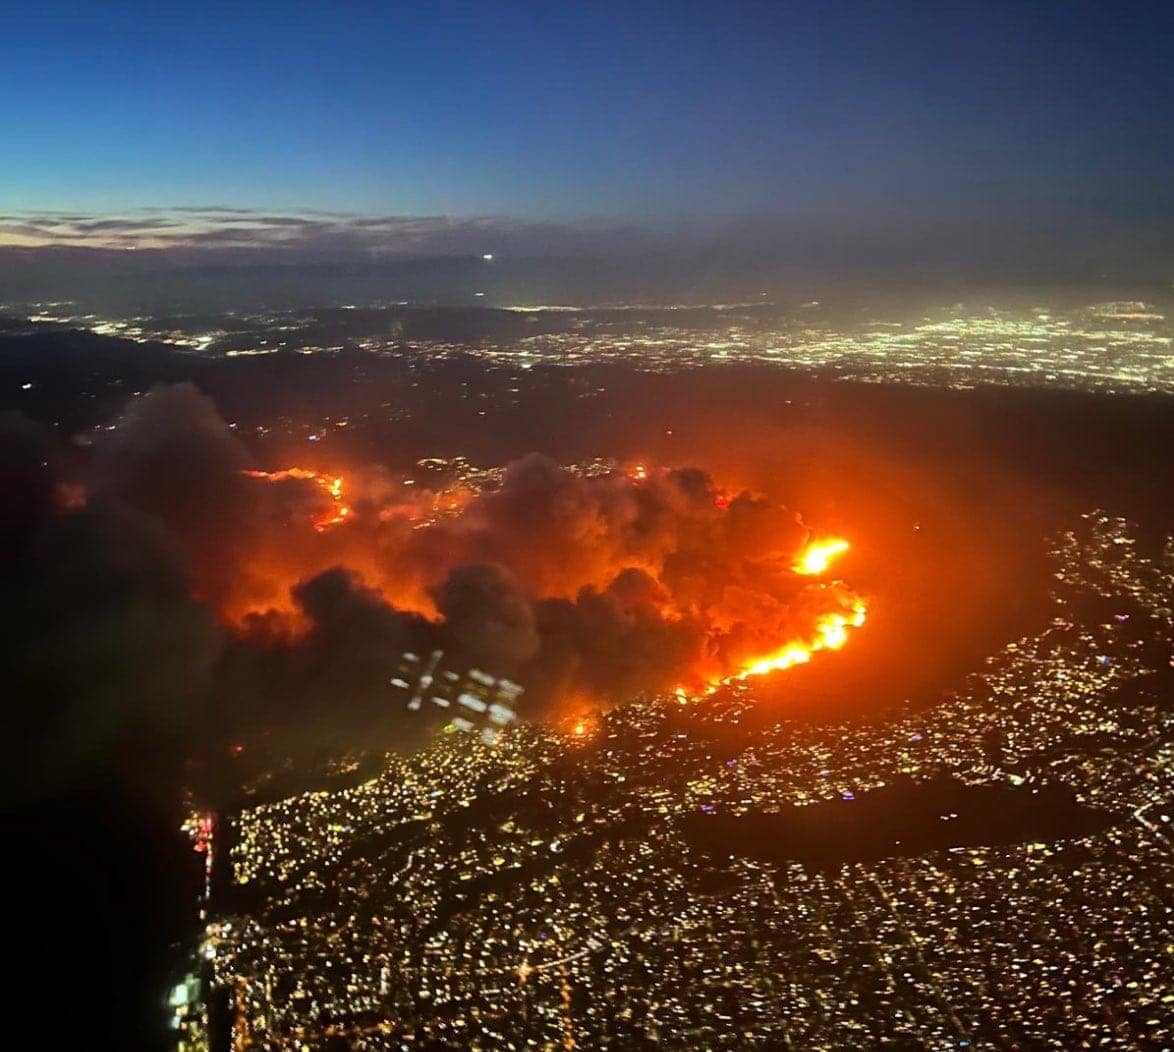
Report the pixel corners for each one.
[185,512,1173,1049]
[4,298,1172,395]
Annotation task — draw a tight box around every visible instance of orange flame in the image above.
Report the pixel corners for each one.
[729,599,867,684]
[716,535,862,687]
[794,537,850,575]
[242,468,351,531]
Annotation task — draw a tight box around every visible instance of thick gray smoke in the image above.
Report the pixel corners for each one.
[4,382,858,800]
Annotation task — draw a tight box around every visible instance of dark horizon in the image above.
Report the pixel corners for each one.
[4,245,1172,319]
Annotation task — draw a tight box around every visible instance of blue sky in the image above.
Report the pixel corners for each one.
[2,1,1171,242]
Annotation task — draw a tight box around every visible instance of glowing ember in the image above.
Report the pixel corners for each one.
[242,468,352,531]
[54,481,87,511]
[794,537,850,575]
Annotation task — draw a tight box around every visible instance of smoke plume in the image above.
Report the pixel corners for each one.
[4,383,866,797]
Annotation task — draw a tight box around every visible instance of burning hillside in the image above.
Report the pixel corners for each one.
[223,442,867,705]
[7,382,870,773]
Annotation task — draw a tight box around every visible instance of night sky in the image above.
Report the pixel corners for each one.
[2,1,1172,262]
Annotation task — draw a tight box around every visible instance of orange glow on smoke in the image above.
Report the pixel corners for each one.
[242,468,352,531]
[231,460,869,704]
[794,537,850,575]
[222,465,447,629]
